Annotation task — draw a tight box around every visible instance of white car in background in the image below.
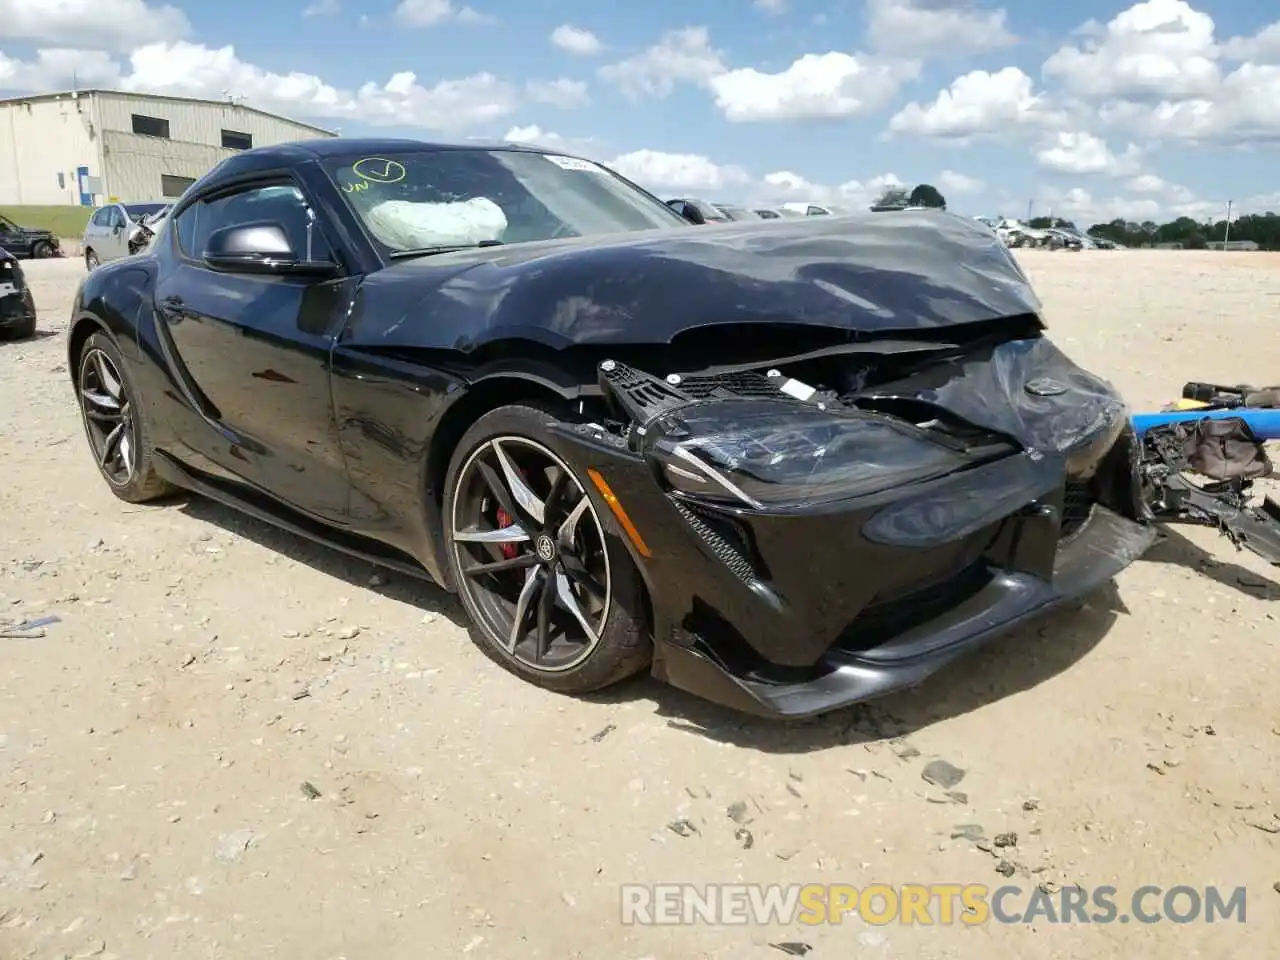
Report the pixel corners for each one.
[779,202,853,217]
[81,201,171,270]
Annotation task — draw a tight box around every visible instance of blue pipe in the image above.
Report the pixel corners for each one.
[1131,407,1280,441]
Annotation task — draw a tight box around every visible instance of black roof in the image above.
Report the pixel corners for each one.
[246,136,556,161]
[207,136,566,183]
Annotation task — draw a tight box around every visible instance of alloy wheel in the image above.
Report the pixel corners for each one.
[85,251,99,270]
[451,437,611,672]
[78,347,136,486]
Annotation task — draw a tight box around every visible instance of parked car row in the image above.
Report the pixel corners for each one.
[973,217,1120,250]
[664,197,855,224]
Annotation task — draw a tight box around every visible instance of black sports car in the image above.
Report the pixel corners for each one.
[0,247,38,339]
[66,137,1156,719]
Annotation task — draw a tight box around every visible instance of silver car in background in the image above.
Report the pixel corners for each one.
[81,201,171,270]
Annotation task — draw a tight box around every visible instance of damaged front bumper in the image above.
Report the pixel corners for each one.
[0,258,37,334]
[546,338,1156,720]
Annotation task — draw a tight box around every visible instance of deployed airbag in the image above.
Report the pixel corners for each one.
[364,197,508,249]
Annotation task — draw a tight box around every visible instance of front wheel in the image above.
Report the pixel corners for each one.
[31,240,54,259]
[443,404,652,695]
[85,249,99,271]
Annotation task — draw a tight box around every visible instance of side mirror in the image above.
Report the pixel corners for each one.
[203,221,338,278]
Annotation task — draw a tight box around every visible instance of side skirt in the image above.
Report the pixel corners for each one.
[153,451,439,584]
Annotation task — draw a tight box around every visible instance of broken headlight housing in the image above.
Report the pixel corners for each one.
[645,399,970,509]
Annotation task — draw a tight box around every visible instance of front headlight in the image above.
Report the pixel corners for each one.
[645,400,971,508]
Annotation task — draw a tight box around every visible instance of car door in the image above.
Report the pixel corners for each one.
[102,205,131,260]
[83,207,109,257]
[152,179,354,522]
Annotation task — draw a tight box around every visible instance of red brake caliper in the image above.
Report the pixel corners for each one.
[495,507,518,559]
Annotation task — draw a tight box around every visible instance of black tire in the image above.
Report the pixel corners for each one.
[442,403,652,695]
[74,331,177,503]
[85,249,99,271]
[31,240,53,259]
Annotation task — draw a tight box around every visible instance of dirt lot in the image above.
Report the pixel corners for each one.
[1,251,1277,959]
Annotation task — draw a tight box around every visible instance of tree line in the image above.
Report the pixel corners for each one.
[1027,213,1280,250]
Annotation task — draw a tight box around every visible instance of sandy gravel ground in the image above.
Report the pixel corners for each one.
[1,251,1277,960]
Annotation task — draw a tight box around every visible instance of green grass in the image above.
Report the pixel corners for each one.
[0,205,93,237]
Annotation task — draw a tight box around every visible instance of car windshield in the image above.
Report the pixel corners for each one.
[322,149,689,254]
[684,199,728,220]
[123,203,168,222]
[714,204,761,221]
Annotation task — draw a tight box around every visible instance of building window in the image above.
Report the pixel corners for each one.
[131,114,171,139]
[221,129,253,151]
[160,174,197,199]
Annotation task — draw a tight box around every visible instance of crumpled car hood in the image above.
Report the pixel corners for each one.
[873,336,1128,456]
[344,210,1043,350]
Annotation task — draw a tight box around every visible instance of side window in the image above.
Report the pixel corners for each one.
[175,183,333,262]
[108,207,126,228]
[807,205,828,216]
[90,208,110,226]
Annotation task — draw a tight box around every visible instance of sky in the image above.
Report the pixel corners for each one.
[1,0,1277,226]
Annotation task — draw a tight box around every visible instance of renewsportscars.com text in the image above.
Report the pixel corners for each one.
[620,883,1248,926]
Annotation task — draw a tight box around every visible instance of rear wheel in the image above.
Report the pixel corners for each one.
[75,332,176,503]
[443,404,651,694]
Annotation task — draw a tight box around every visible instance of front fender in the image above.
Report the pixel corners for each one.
[66,261,156,380]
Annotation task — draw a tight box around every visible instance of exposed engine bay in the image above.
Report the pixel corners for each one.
[553,323,1137,521]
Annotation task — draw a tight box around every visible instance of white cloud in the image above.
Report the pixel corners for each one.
[302,0,340,15]
[1221,22,1280,64]
[888,67,1053,139]
[1127,174,1168,193]
[607,149,750,193]
[0,0,188,52]
[1043,0,1219,101]
[866,0,1016,58]
[0,41,518,131]
[393,0,487,27]
[550,24,603,56]
[1033,183,1232,226]
[502,125,603,158]
[937,169,984,194]
[877,3,1280,146]
[0,48,122,90]
[1035,131,1141,176]
[754,0,787,14]
[754,170,903,208]
[710,53,918,122]
[597,26,725,100]
[1040,7,1280,145]
[599,28,916,122]
[525,77,589,109]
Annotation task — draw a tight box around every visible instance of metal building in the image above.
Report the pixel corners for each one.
[0,89,336,206]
